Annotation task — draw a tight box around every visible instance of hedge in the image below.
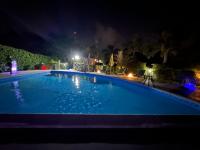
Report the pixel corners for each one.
[155,65,196,84]
[0,44,55,70]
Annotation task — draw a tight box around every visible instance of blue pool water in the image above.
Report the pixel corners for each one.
[0,71,200,115]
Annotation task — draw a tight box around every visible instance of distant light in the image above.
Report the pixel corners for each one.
[97,70,101,73]
[74,55,80,60]
[127,73,133,78]
[72,57,74,60]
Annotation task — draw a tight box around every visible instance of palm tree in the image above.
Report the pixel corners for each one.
[108,53,114,74]
[117,50,123,68]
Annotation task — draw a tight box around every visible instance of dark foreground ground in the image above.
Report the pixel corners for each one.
[0,143,199,150]
[0,128,200,150]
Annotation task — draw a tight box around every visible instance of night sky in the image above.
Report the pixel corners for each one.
[0,0,199,59]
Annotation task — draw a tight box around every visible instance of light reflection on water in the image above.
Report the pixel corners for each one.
[49,73,110,85]
[75,76,80,89]
[11,81,24,103]
[72,75,80,89]
[93,77,96,83]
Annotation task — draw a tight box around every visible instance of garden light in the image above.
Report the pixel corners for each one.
[97,70,101,73]
[127,73,133,78]
[147,68,152,74]
[196,71,200,79]
[11,60,17,74]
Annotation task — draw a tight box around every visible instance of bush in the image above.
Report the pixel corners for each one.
[136,69,145,77]
[175,70,196,84]
[155,65,196,84]
[0,44,54,70]
[156,68,174,82]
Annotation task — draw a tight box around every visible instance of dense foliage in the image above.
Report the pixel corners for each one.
[0,44,54,70]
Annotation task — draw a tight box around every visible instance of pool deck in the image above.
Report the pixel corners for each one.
[0,70,50,79]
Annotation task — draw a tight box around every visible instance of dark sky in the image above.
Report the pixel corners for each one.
[0,0,199,56]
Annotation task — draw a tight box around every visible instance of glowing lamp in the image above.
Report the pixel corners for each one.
[74,55,80,60]
[127,73,133,78]
[183,82,196,92]
[97,70,101,73]
[147,68,152,74]
[196,72,200,79]
[11,60,17,74]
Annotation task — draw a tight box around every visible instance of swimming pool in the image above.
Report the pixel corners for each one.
[0,71,200,115]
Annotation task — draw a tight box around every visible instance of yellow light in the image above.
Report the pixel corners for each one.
[127,73,133,78]
[196,72,200,79]
[97,70,101,73]
[148,68,152,73]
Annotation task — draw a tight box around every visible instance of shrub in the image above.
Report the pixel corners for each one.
[0,44,54,70]
[155,65,196,84]
[175,70,196,84]
[136,69,145,77]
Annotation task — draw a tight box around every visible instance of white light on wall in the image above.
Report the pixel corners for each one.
[74,55,80,60]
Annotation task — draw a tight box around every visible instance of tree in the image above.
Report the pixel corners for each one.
[108,53,114,73]
[160,31,176,64]
[117,50,123,68]
[86,45,100,59]
[121,37,139,68]
[101,45,114,65]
